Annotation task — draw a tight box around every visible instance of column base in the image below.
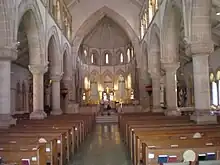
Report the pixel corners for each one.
[51,108,63,115]
[152,107,163,113]
[30,110,47,120]
[165,109,181,116]
[65,102,79,114]
[0,114,17,129]
[190,111,217,124]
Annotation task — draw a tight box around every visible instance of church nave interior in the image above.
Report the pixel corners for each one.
[1,0,220,165]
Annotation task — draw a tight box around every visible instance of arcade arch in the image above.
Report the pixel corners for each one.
[12,8,47,119]
[44,35,62,115]
[74,7,138,105]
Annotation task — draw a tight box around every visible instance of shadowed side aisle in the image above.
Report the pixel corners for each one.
[69,124,132,165]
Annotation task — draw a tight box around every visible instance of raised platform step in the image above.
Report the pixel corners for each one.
[96,115,119,123]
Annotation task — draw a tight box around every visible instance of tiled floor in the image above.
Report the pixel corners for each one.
[69,123,132,165]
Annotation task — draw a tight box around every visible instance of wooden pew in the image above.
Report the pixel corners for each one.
[0,113,94,165]
[141,138,220,165]
[134,131,220,165]
[16,121,78,155]
[0,143,46,165]
[129,125,220,164]
[1,130,65,165]
[0,136,57,164]
[119,113,220,165]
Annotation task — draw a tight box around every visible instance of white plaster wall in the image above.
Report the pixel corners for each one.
[10,64,30,114]
[68,0,140,37]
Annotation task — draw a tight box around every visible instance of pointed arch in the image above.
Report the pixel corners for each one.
[90,49,99,65]
[161,0,181,63]
[149,23,160,50]
[48,35,61,74]
[102,50,112,65]
[115,48,124,64]
[91,70,99,76]
[17,0,44,64]
[72,6,139,59]
[115,69,125,77]
[47,26,61,55]
[62,43,71,57]
[62,43,71,77]
[103,70,113,80]
[90,70,99,82]
[148,23,160,75]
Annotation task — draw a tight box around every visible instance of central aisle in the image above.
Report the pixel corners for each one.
[70,124,132,165]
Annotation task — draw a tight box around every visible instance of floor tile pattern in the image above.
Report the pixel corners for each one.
[69,124,132,165]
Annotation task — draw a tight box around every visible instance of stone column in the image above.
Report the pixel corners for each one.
[29,64,48,119]
[186,86,192,106]
[50,74,63,115]
[0,47,17,128]
[63,71,79,114]
[189,0,217,124]
[191,55,217,123]
[160,82,165,107]
[136,67,150,111]
[151,74,162,112]
[164,63,181,116]
[71,72,76,102]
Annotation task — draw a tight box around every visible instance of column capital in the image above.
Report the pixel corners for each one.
[163,62,180,72]
[149,72,160,79]
[62,76,72,81]
[51,72,63,82]
[0,46,17,61]
[28,64,48,75]
[190,43,213,55]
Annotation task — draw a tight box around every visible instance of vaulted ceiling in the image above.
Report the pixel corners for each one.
[82,16,130,49]
[64,0,144,9]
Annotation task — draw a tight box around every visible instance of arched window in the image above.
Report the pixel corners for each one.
[120,53,123,63]
[127,48,131,62]
[105,53,109,64]
[155,0,158,10]
[91,54,94,64]
[149,0,153,23]
[140,9,148,39]
[131,48,134,58]
[82,92,86,101]
[140,19,145,39]
[210,73,218,106]
[217,71,220,105]
[84,77,90,89]
[56,0,61,21]
[127,74,132,89]
[84,49,87,57]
